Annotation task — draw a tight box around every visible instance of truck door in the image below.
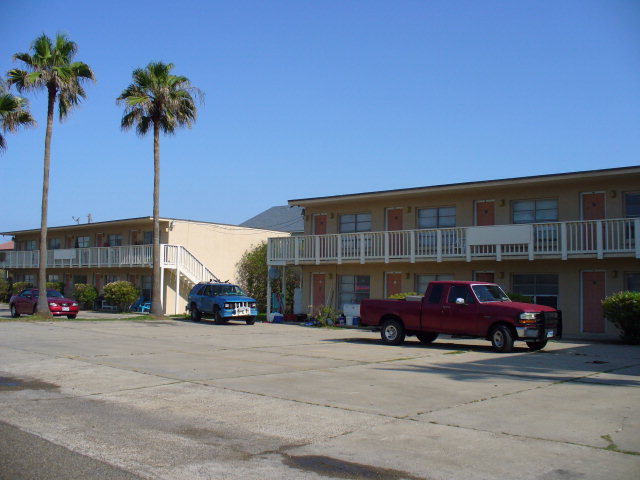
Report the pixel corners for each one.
[441,285,482,335]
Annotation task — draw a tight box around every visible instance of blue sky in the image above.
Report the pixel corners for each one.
[1,0,639,241]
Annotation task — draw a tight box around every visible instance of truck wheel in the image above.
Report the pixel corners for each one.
[490,325,514,353]
[245,316,256,325]
[416,332,438,344]
[190,304,201,322]
[381,319,406,346]
[526,340,548,351]
[10,304,20,318]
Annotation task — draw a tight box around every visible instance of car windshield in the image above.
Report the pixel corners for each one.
[212,285,245,296]
[472,284,510,303]
[31,290,65,298]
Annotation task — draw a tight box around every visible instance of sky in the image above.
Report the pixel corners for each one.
[1,0,639,241]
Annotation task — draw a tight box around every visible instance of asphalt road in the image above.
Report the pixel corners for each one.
[0,306,639,479]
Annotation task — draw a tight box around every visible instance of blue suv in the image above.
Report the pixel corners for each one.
[187,282,258,325]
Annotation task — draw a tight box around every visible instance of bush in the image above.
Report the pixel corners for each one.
[74,284,98,310]
[507,292,533,303]
[11,281,33,294]
[602,291,640,344]
[388,292,419,300]
[0,278,11,302]
[47,281,66,294]
[103,281,139,312]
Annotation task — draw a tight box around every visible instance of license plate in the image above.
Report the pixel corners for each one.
[62,307,69,312]
[236,307,249,315]
[546,329,555,338]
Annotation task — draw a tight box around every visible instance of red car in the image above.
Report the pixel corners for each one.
[9,288,79,319]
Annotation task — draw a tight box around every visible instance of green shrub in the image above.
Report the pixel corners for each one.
[47,281,66,294]
[0,278,11,302]
[74,283,98,310]
[103,281,139,312]
[388,292,419,300]
[602,291,640,344]
[11,281,33,294]
[507,292,533,303]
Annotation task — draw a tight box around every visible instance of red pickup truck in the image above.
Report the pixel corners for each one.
[359,281,561,352]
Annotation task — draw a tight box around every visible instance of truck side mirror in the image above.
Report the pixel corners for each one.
[455,298,465,305]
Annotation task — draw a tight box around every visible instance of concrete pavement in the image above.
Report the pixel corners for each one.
[0,307,638,479]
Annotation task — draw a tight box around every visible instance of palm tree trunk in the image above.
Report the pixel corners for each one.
[36,87,56,317]
[151,120,163,317]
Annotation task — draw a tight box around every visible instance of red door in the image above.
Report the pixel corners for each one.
[476,201,495,226]
[581,193,605,251]
[582,271,605,333]
[475,272,495,283]
[387,208,404,256]
[385,273,402,298]
[312,274,326,315]
[314,215,327,258]
[96,233,104,247]
[582,193,605,220]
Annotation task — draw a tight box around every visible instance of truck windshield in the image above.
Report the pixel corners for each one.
[472,284,510,303]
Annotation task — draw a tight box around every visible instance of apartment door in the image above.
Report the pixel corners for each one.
[474,272,495,283]
[387,208,404,257]
[581,192,605,251]
[312,274,326,314]
[314,214,327,258]
[385,273,403,298]
[96,233,104,247]
[582,271,606,333]
[476,201,495,226]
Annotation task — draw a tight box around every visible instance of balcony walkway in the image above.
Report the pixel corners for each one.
[268,218,640,265]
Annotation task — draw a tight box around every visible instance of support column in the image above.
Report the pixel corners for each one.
[175,247,181,314]
[266,273,272,320]
[160,267,165,315]
[281,266,286,315]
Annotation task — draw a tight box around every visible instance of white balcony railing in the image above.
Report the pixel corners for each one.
[0,244,217,284]
[268,218,640,265]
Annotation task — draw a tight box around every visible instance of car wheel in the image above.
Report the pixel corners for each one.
[526,340,548,351]
[381,319,406,346]
[10,304,20,318]
[67,315,77,319]
[214,309,225,324]
[490,325,514,353]
[416,332,438,344]
[245,316,256,325]
[190,304,201,322]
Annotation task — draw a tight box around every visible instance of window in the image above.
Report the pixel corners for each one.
[76,236,90,248]
[105,275,118,285]
[143,231,153,244]
[339,275,370,308]
[427,284,444,304]
[141,275,152,300]
[339,213,371,233]
[512,274,559,308]
[626,273,640,292]
[73,275,87,285]
[417,207,456,229]
[25,240,37,251]
[47,274,61,282]
[447,285,475,304]
[24,274,35,285]
[625,193,640,218]
[512,199,558,224]
[48,238,61,249]
[107,234,123,247]
[416,274,454,295]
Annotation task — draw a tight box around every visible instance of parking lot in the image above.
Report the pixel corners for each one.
[0,308,639,479]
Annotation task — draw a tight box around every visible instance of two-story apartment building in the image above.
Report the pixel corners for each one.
[267,166,640,339]
[1,217,287,314]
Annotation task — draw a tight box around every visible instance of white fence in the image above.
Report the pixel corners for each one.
[268,218,640,265]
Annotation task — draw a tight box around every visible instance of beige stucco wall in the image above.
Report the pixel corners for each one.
[299,171,640,234]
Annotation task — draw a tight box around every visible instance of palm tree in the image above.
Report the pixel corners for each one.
[0,81,36,152]
[7,33,95,316]
[117,62,202,317]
